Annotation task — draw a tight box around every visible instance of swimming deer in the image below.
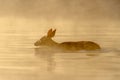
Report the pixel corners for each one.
[34,29,101,51]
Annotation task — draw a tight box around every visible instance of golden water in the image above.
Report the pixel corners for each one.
[0,27,120,80]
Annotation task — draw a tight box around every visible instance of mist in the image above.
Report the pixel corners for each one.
[1,1,120,80]
[0,0,120,20]
[0,0,120,39]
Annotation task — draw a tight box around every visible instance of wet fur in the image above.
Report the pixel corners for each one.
[34,29,101,51]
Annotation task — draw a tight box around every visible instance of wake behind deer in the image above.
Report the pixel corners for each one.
[34,29,101,51]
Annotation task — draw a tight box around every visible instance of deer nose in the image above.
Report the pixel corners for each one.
[34,42,37,46]
[34,41,40,46]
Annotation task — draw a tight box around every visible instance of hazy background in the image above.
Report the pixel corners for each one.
[0,0,120,48]
[0,0,120,19]
[0,0,120,80]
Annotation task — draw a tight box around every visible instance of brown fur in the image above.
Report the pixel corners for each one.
[34,29,101,51]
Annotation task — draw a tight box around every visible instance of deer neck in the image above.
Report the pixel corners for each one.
[48,38,58,46]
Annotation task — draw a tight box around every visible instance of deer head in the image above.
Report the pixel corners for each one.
[34,29,57,46]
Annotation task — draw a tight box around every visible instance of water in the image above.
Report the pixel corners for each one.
[0,28,120,80]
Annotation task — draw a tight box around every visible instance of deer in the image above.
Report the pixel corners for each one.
[34,29,101,52]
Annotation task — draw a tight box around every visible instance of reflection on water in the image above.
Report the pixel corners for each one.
[0,30,120,80]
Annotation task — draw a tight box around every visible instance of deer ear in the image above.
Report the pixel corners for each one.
[47,29,56,38]
[47,28,53,37]
[51,29,56,37]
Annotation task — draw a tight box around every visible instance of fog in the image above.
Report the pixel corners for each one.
[0,0,120,45]
[0,0,120,20]
[0,1,120,80]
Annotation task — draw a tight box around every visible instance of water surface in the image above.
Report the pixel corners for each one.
[0,29,120,80]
